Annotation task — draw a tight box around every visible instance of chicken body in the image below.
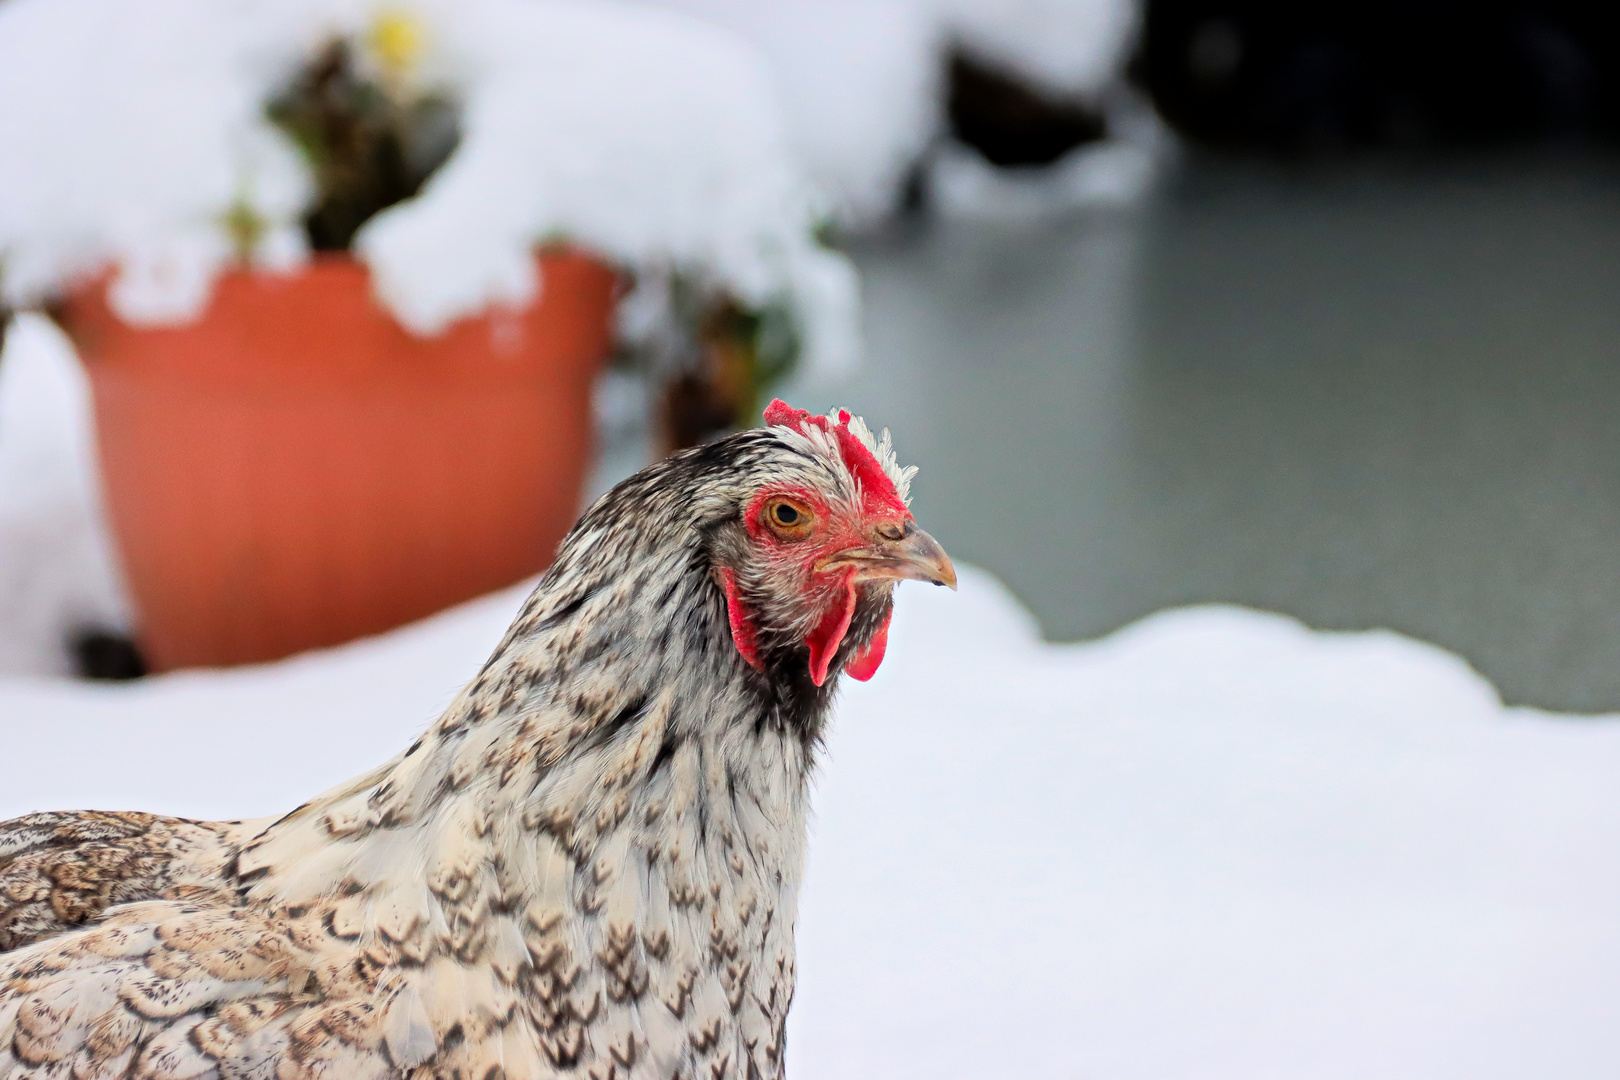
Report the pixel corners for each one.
[0,405,952,1080]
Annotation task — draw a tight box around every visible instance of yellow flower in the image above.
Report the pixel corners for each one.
[369,10,426,79]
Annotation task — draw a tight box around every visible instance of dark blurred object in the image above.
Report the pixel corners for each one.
[1141,1,1620,149]
[947,49,1109,166]
[659,372,736,453]
[633,275,798,453]
[72,630,147,681]
[655,303,795,452]
[268,40,459,251]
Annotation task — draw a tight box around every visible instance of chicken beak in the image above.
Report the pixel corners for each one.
[818,524,958,590]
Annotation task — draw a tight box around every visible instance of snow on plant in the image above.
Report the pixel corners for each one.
[940,0,1139,99]
[646,0,945,228]
[638,0,1140,224]
[0,0,858,380]
[0,0,312,324]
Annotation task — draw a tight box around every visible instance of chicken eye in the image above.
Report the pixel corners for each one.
[762,498,814,538]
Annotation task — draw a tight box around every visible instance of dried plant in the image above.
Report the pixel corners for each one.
[267,37,458,252]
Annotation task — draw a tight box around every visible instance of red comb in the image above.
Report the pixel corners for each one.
[763,400,908,517]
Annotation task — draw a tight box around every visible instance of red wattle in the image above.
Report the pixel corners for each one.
[720,568,764,671]
[844,609,891,681]
[805,574,858,687]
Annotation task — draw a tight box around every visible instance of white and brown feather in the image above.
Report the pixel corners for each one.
[0,417,911,1080]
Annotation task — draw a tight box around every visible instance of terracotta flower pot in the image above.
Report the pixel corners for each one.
[62,251,617,671]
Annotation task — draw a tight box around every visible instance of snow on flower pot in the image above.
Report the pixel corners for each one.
[61,251,616,671]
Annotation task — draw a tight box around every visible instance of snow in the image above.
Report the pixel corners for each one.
[942,0,1140,99]
[640,0,1144,225]
[927,97,1169,220]
[796,580,1620,1078]
[0,0,311,321]
[0,582,514,816]
[641,0,944,227]
[0,0,858,374]
[352,0,859,374]
[1,561,1617,1074]
[0,314,129,675]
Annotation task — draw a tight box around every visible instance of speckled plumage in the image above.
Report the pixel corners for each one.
[0,408,950,1080]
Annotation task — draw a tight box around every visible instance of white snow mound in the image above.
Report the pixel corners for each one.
[636,0,1144,223]
[640,0,943,227]
[942,0,1139,98]
[1,564,1617,1076]
[0,314,129,674]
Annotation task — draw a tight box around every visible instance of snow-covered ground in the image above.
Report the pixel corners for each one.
[796,580,1620,1079]
[0,319,1616,1076]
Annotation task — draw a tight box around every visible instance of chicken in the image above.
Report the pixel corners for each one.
[0,401,955,1080]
